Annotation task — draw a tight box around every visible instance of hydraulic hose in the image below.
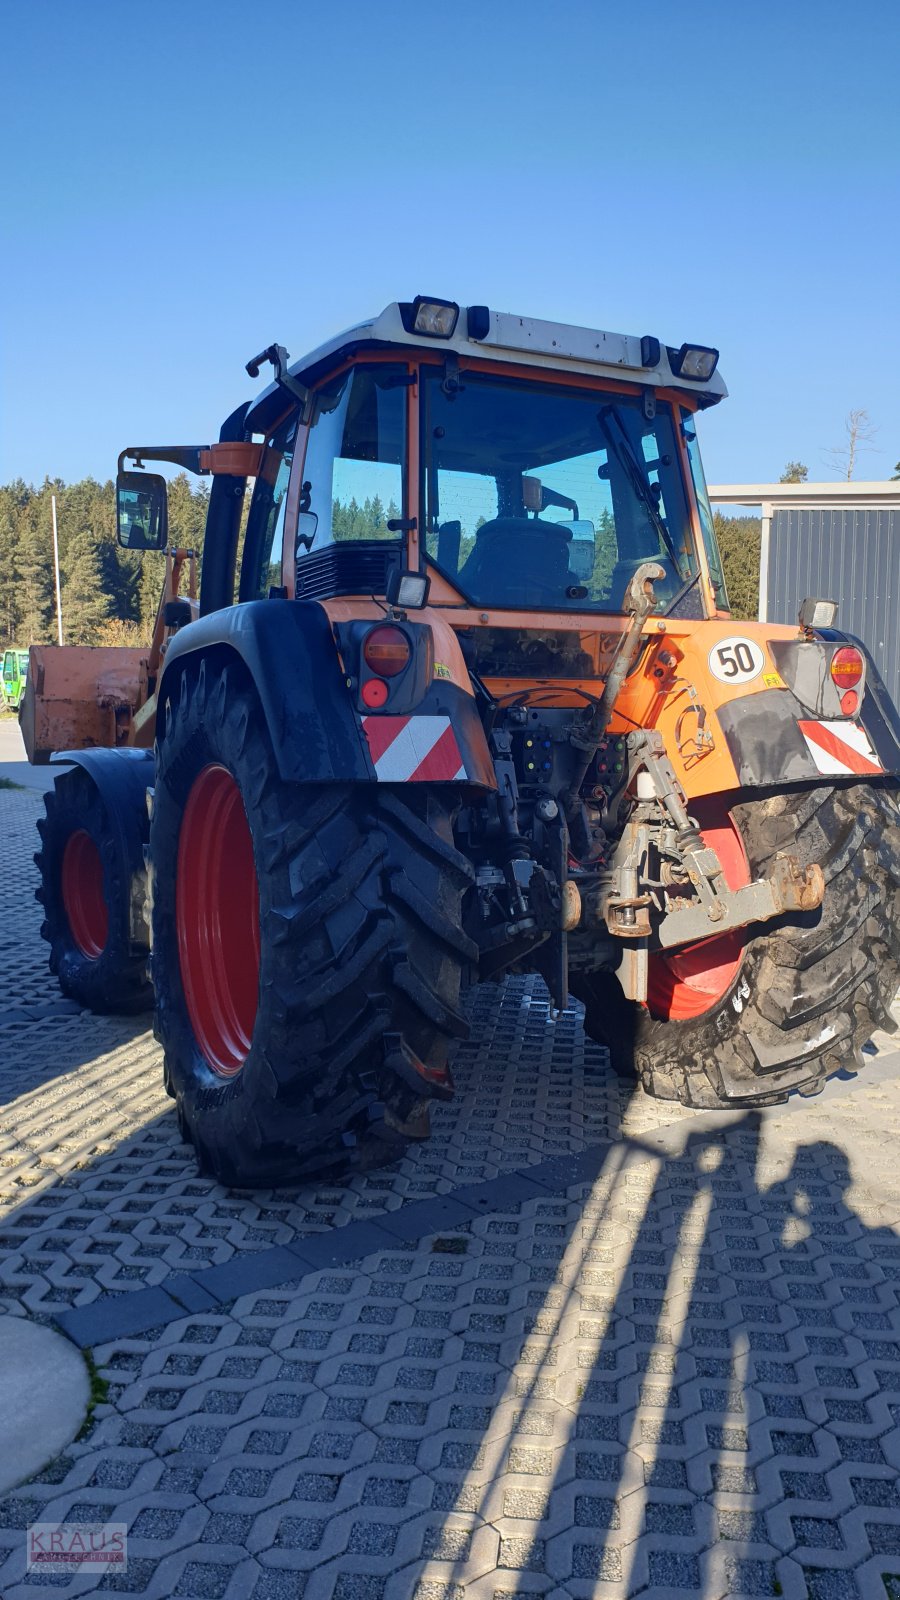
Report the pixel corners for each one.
[561,562,665,854]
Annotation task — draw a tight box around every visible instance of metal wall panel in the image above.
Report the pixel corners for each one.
[768,508,900,708]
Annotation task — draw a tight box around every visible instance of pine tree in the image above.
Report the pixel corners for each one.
[16,498,55,644]
[138,552,167,636]
[62,527,114,643]
[591,508,617,599]
[0,470,243,644]
[167,473,209,554]
[0,488,24,646]
[713,513,761,620]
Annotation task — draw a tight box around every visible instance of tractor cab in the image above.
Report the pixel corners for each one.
[233,299,730,634]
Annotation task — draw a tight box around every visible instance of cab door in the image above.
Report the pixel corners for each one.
[237,409,299,602]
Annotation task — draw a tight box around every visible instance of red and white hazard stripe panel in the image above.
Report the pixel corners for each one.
[798,719,883,777]
[361,715,467,782]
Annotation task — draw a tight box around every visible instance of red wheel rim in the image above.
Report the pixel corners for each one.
[646,808,751,1022]
[61,830,108,959]
[176,765,261,1077]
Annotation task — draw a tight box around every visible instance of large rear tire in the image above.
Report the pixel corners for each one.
[572,782,900,1108]
[35,767,153,1014]
[151,660,475,1187]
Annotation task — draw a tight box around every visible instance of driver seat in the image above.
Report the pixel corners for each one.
[458,517,574,605]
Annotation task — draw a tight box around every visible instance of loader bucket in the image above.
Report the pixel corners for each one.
[21,645,149,764]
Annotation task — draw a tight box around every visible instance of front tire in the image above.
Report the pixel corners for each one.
[573,783,900,1108]
[151,660,475,1187]
[35,766,152,1014]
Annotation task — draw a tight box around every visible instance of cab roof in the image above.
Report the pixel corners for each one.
[245,300,727,433]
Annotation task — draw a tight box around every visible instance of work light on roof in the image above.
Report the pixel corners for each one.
[670,343,719,381]
[799,597,839,630]
[412,296,459,338]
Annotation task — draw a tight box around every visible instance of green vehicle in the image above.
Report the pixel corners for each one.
[1,649,29,712]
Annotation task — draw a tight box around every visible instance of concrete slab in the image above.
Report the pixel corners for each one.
[0,1316,90,1493]
[0,717,71,793]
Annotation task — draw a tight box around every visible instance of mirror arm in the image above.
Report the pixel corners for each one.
[119,445,207,476]
[540,485,580,517]
[119,443,264,479]
[245,344,311,418]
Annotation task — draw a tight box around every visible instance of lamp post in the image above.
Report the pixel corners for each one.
[51,494,63,646]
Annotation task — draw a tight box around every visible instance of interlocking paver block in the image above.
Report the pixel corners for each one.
[4,787,900,1598]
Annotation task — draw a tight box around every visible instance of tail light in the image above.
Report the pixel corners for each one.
[362,625,411,679]
[830,647,863,691]
[361,678,389,709]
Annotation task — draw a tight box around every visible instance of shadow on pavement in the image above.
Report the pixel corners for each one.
[423,1111,900,1599]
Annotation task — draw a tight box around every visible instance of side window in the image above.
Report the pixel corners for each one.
[300,364,406,552]
[681,410,730,608]
[239,412,297,601]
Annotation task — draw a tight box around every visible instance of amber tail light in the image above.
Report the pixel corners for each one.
[362,625,412,679]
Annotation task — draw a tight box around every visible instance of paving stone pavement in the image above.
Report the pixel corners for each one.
[2,779,900,1599]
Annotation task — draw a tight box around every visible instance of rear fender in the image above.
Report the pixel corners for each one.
[714,631,900,788]
[644,621,900,796]
[159,600,496,787]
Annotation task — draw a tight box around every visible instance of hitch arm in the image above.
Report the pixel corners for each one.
[653,855,825,949]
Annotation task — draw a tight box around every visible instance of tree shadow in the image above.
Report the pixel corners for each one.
[420,1104,900,1599]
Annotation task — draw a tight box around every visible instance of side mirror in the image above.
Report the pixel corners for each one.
[296,511,318,553]
[568,519,596,581]
[116,471,168,550]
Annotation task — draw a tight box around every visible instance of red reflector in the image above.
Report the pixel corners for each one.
[830,647,863,689]
[361,677,389,708]
[841,689,858,716]
[363,625,411,678]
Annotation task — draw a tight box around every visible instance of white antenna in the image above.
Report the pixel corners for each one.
[51,494,64,646]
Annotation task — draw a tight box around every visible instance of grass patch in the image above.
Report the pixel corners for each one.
[76,1348,111,1439]
[432,1236,469,1254]
[0,776,23,791]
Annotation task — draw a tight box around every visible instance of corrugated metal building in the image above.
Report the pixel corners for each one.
[768,508,899,708]
[709,482,900,710]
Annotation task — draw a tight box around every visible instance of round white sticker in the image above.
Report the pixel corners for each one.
[707,636,766,685]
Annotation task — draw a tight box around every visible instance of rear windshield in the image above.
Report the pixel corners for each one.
[422,370,701,615]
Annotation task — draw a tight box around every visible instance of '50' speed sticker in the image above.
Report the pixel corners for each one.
[708,637,766,684]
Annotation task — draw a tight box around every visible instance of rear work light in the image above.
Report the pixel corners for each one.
[412,296,459,338]
[799,596,838,629]
[363,625,412,678]
[830,646,864,691]
[669,343,719,381]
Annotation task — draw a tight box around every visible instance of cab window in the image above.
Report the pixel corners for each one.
[681,409,730,610]
[239,410,298,601]
[298,364,406,555]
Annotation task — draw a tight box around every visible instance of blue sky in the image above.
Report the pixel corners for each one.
[2,0,899,489]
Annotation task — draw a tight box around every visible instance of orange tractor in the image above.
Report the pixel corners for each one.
[23,299,900,1185]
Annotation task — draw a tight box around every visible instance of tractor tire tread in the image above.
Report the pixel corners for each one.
[575,780,900,1110]
[34,765,152,1015]
[152,665,470,1187]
